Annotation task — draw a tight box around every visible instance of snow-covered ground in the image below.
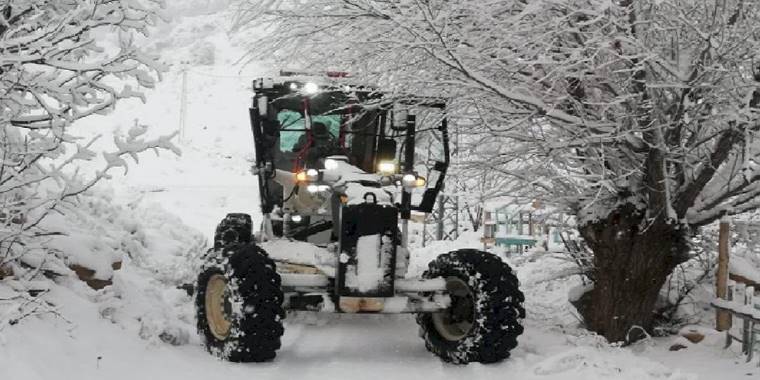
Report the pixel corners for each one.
[1,3,759,380]
[3,238,757,380]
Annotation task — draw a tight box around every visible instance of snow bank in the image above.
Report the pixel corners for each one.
[568,283,593,303]
[1,184,207,365]
[407,230,492,277]
[34,187,207,285]
[729,255,760,284]
[530,346,693,379]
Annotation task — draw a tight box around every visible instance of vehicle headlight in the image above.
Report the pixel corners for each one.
[307,184,330,193]
[401,174,417,187]
[401,174,426,189]
[378,161,397,175]
[303,82,319,94]
[295,171,307,182]
[306,168,319,181]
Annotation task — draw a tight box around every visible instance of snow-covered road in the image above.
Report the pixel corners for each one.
[4,255,754,380]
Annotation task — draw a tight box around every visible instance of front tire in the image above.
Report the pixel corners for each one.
[213,213,252,250]
[195,243,285,362]
[416,249,525,364]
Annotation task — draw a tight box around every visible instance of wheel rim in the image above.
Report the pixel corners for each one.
[432,276,475,341]
[205,274,232,340]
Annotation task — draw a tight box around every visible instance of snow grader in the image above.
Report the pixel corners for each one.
[194,72,525,364]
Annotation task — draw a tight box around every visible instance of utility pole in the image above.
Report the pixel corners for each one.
[716,218,732,331]
[179,62,189,143]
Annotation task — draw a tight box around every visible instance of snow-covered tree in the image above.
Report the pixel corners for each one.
[0,0,176,307]
[235,0,760,342]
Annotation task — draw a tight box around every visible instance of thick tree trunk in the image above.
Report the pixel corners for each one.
[575,204,689,343]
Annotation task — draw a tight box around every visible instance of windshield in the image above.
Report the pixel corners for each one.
[269,91,390,172]
[277,110,341,153]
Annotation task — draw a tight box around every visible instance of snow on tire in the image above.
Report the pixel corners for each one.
[416,249,525,364]
[195,243,285,362]
[213,213,252,250]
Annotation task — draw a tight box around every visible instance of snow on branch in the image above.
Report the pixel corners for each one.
[235,0,760,228]
[0,0,175,325]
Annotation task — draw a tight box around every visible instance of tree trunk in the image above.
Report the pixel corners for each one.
[575,204,689,343]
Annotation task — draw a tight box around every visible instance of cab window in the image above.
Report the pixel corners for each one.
[277,110,305,152]
[277,110,341,153]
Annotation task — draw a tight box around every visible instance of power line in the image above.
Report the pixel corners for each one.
[185,68,260,79]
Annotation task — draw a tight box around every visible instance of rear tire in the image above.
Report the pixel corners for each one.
[416,249,525,364]
[213,213,252,250]
[195,243,284,362]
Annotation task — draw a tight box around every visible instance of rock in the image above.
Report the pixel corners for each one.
[669,343,688,351]
[111,261,122,271]
[69,264,112,290]
[680,331,705,344]
[69,264,95,280]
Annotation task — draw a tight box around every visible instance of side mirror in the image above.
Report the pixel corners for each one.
[414,161,447,213]
[377,138,396,162]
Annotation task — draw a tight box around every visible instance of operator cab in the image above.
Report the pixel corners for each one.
[262,82,387,173]
[250,73,449,242]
